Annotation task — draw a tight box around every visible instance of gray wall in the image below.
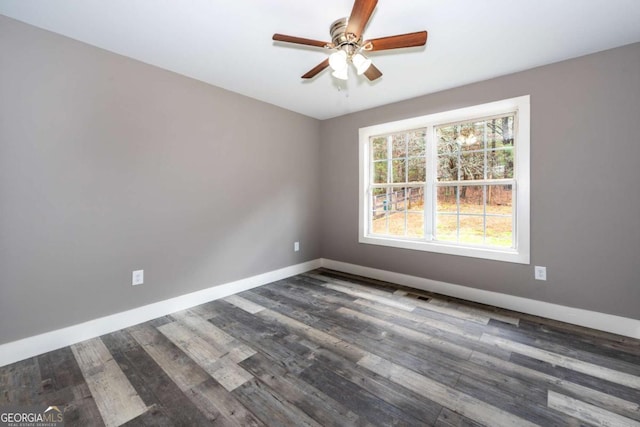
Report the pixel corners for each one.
[0,16,321,344]
[320,42,640,320]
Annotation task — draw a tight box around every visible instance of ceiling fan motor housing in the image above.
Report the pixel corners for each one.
[330,18,359,48]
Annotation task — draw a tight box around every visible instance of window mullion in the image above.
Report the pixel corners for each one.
[425,125,436,241]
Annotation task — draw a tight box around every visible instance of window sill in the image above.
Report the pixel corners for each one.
[359,234,530,264]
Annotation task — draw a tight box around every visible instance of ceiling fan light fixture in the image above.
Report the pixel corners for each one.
[332,67,349,80]
[352,52,372,75]
[328,49,348,71]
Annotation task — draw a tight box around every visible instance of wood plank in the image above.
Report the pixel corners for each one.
[37,347,85,391]
[171,309,256,361]
[435,407,484,427]
[319,281,416,311]
[481,333,640,390]
[189,378,265,427]
[119,404,174,427]
[60,383,106,427]
[240,352,368,427]
[358,354,540,427]
[157,321,253,391]
[548,390,640,427]
[426,296,520,325]
[0,357,42,405]
[232,378,323,427]
[172,309,236,347]
[224,294,266,314]
[71,338,147,427]
[299,362,426,426]
[128,323,210,391]
[241,290,325,327]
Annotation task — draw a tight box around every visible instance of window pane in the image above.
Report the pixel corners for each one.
[486,216,513,247]
[372,188,387,215]
[487,149,514,179]
[372,137,387,160]
[390,187,406,211]
[437,127,459,156]
[459,215,485,245]
[436,186,457,213]
[488,115,515,148]
[458,122,484,152]
[407,213,424,238]
[392,134,406,158]
[459,186,484,214]
[406,187,424,212]
[438,155,458,181]
[387,211,406,236]
[371,187,388,235]
[436,214,457,242]
[371,212,387,234]
[372,160,388,183]
[408,130,426,157]
[392,159,406,183]
[408,157,426,182]
[486,185,512,215]
[459,152,484,180]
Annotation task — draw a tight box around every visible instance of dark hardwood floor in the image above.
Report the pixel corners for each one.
[2,269,640,426]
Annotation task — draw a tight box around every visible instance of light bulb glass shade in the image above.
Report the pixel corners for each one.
[329,50,348,71]
[353,53,372,75]
[332,67,349,80]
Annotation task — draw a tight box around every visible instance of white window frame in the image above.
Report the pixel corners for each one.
[359,95,530,264]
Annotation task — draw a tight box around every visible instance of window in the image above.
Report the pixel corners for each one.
[359,96,530,264]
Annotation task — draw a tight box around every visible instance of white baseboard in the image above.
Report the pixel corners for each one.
[320,258,640,339]
[0,259,322,367]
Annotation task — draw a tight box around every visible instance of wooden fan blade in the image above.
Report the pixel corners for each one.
[364,63,382,81]
[346,0,378,39]
[302,59,330,79]
[365,31,428,51]
[273,33,329,48]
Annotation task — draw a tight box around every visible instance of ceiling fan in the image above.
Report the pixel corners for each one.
[272,0,427,81]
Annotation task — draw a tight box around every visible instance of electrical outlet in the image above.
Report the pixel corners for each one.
[132,270,144,286]
[534,266,547,281]
[294,241,300,252]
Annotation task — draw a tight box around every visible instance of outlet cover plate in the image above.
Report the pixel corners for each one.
[132,270,144,286]
[534,266,547,281]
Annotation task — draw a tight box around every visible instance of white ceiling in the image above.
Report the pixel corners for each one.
[1,1,639,119]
